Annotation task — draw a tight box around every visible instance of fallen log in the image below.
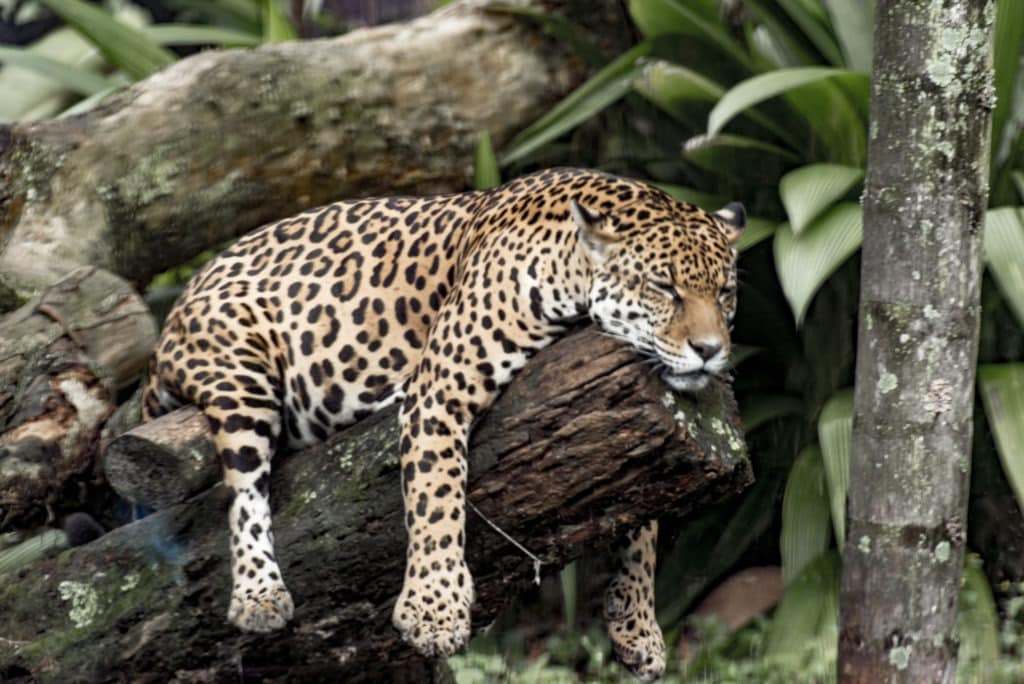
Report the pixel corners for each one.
[0,0,628,293]
[0,328,751,682]
[0,267,157,530]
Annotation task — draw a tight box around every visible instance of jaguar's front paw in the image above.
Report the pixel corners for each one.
[228,581,294,633]
[392,558,474,657]
[607,615,666,681]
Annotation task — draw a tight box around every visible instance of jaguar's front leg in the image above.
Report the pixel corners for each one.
[605,520,666,681]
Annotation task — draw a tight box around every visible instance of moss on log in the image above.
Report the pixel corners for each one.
[0,329,751,682]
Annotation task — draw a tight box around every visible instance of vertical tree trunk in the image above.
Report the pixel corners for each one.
[838,2,994,682]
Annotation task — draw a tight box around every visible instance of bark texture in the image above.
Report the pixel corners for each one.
[837,2,995,682]
[0,268,157,529]
[0,329,751,682]
[0,0,627,292]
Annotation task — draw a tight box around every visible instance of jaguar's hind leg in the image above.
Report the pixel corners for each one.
[204,393,293,632]
[605,520,665,681]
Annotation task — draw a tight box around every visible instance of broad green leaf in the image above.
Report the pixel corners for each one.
[636,59,795,145]
[983,207,1024,330]
[262,0,296,43]
[978,364,1024,516]
[780,163,863,235]
[168,0,262,33]
[743,0,821,67]
[736,217,777,253]
[501,42,651,164]
[992,0,1024,169]
[957,554,1000,683]
[764,550,840,659]
[708,67,869,164]
[1014,171,1024,203]
[774,203,863,325]
[485,4,606,67]
[780,446,831,584]
[473,132,501,190]
[559,561,577,633]
[740,394,802,433]
[38,0,176,80]
[0,27,96,122]
[142,24,261,47]
[628,0,750,70]
[684,133,799,183]
[774,0,843,66]
[0,45,113,96]
[818,389,852,548]
[822,0,873,73]
[651,183,727,209]
[57,83,123,117]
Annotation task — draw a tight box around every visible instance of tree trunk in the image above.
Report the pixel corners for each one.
[837,2,995,682]
[0,328,751,682]
[0,0,625,294]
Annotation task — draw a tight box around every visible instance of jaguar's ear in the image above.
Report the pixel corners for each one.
[571,199,619,263]
[712,201,746,245]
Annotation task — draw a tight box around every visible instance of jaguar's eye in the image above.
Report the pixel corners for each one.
[649,280,680,301]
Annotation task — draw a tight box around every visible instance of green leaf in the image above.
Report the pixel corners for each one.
[736,217,777,253]
[708,67,869,164]
[957,554,1000,683]
[992,0,1024,169]
[822,0,873,73]
[57,83,123,117]
[0,45,113,95]
[627,0,751,70]
[1014,171,1024,203]
[740,394,803,433]
[684,133,799,183]
[38,0,176,80]
[983,207,1024,330]
[142,24,261,47]
[780,163,863,236]
[501,42,651,165]
[978,364,1024,516]
[774,0,843,67]
[818,389,852,548]
[773,203,863,325]
[780,446,832,585]
[764,550,840,659]
[262,0,296,43]
[473,132,501,190]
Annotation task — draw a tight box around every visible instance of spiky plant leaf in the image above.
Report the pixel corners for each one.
[38,0,175,80]
[737,218,777,253]
[262,0,296,42]
[764,550,840,659]
[774,203,862,325]
[957,554,1000,683]
[978,364,1024,516]
[818,389,852,547]
[474,132,501,190]
[984,207,1024,329]
[0,45,113,95]
[992,0,1024,168]
[627,0,750,69]
[501,42,651,164]
[740,395,803,433]
[780,446,832,584]
[780,163,863,235]
[684,133,799,184]
[142,24,261,47]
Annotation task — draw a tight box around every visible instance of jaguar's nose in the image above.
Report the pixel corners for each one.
[689,340,722,362]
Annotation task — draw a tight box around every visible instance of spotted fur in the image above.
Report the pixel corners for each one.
[142,167,743,678]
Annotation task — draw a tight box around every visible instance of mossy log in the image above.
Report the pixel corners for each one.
[0,328,751,682]
[0,0,627,293]
[0,268,157,529]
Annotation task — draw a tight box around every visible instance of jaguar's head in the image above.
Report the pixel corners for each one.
[572,191,744,392]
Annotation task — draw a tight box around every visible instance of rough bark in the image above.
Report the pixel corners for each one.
[0,0,627,292]
[0,328,751,682]
[837,2,995,682]
[0,268,157,529]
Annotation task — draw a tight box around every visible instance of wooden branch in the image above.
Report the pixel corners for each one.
[0,328,751,682]
[0,268,157,529]
[0,0,627,292]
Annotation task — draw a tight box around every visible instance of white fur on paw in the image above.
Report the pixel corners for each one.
[392,561,474,658]
[228,583,294,633]
[608,614,666,681]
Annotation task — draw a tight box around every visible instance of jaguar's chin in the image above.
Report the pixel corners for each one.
[661,369,711,393]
